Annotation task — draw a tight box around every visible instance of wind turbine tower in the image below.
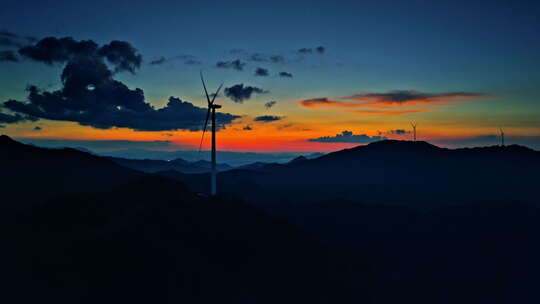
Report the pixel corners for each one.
[499,128,505,147]
[199,72,224,196]
[411,123,417,141]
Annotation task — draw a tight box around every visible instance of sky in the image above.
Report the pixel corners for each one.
[1,0,540,153]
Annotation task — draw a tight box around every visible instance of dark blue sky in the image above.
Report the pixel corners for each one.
[1,0,540,151]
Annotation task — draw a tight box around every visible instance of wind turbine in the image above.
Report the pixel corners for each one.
[199,72,224,196]
[411,123,417,141]
[499,128,505,147]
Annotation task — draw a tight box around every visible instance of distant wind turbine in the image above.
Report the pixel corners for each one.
[411,123,417,141]
[199,72,224,196]
[499,128,505,147]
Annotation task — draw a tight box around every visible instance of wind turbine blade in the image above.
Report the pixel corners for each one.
[210,83,224,105]
[198,107,211,152]
[200,71,211,105]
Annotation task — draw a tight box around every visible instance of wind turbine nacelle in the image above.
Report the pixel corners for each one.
[211,104,222,109]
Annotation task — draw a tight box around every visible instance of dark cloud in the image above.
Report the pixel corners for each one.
[344,90,489,105]
[18,37,142,74]
[254,67,269,76]
[97,40,142,73]
[246,53,286,64]
[0,111,36,128]
[270,55,285,63]
[224,84,268,103]
[0,50,18,62]
[254,115,282,122]
[265,100,277,109]
[0,31,35,48]
[300,97,425,115]
[149,55,201,66]
[308,130,386,143]
[18,37,98,64]
[216,59,245,71]
[250,53,267,62]
[2,56,239,131]
[298,48,313,54]
[278,71,293,78]
[243,125,253,130]
[300,97,351,108]
[298,46,325,55]
[389,129,410,135]
[149,57,166,65]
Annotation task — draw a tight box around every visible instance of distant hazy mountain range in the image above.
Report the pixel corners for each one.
[16,137,326,166]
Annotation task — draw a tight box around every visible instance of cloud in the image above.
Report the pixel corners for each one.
[245,53,286,64]
[216,59,245,71]
[0,31,35,48]
[300,90,487,115]
[300,98,426,115]
[300,97,359,108]
[298,46,325,55]
[270,55,285,63]
[265,100,277,109]
[278,71,293,78]
[298,48,313,54]
[224,84,268,102]
[388,129,410,135]
[254,67,269,76]
[254,115,283,122]
[97,40,142,73]
[0,111,36,127]
[249,53,267,62]
[149,55,201,66]
[0,50,18,62]
[2,56,239,131]
[351,109,426,116]
[18,36,142,74]
[308,130,386,143]
[0,112,36,123]
[343,90,489,106]
[149,57,166,65]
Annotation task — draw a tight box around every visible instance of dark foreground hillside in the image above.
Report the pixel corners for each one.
[0,135,143,209]
[274,199,540,303]
[2,136,540,303]
[2,177,370,304]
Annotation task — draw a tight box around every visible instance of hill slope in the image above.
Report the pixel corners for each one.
[0,135,143,209]
[170,140,540,209]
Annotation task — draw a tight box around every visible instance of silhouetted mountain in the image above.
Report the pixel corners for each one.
[4,136,540,303]
[288,155,308,164]
[0,135,143,209]
[271,199,540,303]
[0,136,370,303]
[2,176,370,303]
[107,156,232,174]
[168,140,540,209]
